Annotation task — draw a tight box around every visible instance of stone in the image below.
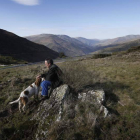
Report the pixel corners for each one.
[78,89,108,118]
[32,85,109,140]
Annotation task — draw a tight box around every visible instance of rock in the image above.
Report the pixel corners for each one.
[32,85,109,140]
[32,84,71,139]
[78,89,108,118]
[88,89,105,104]
[52,84,71,121]
[100,105,108,118]
[52,84,70,103]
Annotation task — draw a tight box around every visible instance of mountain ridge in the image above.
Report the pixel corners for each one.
[92,38,140,54]
[76,35,140,47]
[0,29,59,62]
[26,33,140,56]
[26,34,94,57]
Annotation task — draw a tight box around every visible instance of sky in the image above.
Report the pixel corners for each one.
[1,0,140,39]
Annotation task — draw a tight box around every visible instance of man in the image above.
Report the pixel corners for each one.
[40,58,63,99]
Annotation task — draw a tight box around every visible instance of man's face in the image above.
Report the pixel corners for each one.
[45,60,51,68]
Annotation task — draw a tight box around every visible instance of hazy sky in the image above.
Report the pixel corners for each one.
[1,0,140,39]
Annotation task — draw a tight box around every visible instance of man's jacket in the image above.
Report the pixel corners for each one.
[42,64,63,89]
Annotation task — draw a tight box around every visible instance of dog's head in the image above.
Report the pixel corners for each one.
[35,77,42,87]
[41,74,46,82]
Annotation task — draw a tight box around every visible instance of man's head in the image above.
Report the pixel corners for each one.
[45,59,53,68]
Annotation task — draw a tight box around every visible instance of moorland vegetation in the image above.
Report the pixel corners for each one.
[0,46,140,139]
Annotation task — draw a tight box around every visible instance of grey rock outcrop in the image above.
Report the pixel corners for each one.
[32,84,72,139]
[32,84,109,140]
[78,89,108,118]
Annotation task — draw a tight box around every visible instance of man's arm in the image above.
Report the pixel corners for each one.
[36,71,48,79]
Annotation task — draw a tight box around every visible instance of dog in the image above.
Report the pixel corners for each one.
[9,77,42,112]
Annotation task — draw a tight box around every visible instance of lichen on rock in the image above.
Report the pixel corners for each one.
[31,84,109,140]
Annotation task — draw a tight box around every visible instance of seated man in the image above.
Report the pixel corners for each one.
[39,58,63,99]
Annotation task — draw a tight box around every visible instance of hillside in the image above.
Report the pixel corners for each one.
[0,29,59,62]
[76,37,104,46]
[0,47,140,139]
[25,34,140,57]
[76,35,140,47]
[93,38,140,54]
[26,34,94,57]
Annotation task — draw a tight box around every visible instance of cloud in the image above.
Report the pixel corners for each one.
[12,0,40,6]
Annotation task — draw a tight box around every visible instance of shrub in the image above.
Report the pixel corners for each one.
[59,52,67,58]
[0,55,27,64]
[92,53,112,59]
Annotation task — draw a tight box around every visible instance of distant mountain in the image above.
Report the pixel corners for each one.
[76,35,140,47]
[0,29,59,62]
[97,35,140,46]
[26,33,140,56]
[75,37,102,46]
[93,39,140,54]
[26,34,94,57]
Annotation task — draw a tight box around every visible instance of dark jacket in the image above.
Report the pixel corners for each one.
[41,64,63,89]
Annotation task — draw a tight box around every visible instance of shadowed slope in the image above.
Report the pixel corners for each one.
[0,29,59,62]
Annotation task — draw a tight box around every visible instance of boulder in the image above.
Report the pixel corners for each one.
[32,85,109,140]
[78,89,108,117]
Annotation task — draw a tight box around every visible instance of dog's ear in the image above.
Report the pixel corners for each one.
[24,90,29,95]
[35,77,42,87]
[30,85,33,88]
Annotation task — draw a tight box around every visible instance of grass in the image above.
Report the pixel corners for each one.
[57,51,140,139]
[0,49,140,139]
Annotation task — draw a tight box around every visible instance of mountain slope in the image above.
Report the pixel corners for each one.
[26,34,140,56]
[93,38,140,54]
[76,35,140,47]
[26,34,94,57]
[75,37,103,46]
[0,29,59,62]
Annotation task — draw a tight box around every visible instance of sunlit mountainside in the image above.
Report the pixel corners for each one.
[26,34,94,57]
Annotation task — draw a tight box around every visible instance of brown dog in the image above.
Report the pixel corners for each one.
[9,77,42,112]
